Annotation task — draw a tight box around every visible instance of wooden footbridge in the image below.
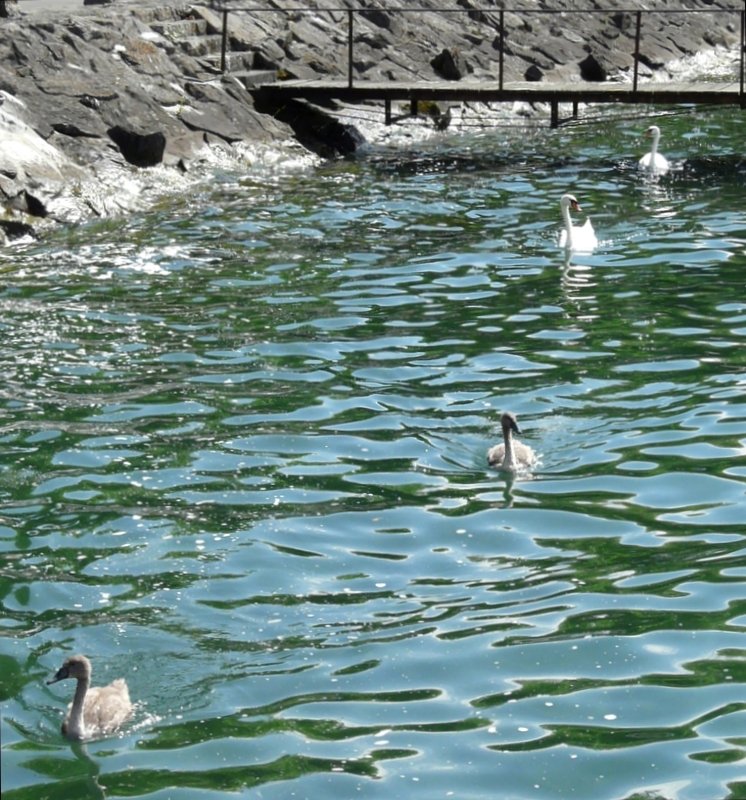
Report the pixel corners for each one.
[205,3,746,127]
[254,77,746,127]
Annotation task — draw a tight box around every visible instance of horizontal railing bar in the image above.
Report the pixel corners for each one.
[205,3,743,13]
[205,1,746,112]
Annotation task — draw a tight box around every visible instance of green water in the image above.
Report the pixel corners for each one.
[1,106,746,800]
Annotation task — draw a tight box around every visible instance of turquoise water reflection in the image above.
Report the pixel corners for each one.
[1,107,746,800]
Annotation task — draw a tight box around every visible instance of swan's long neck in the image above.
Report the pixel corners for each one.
[502,425,516,470]
[561,202,573,249]
[650,129,660,158]
[67,677,89,740]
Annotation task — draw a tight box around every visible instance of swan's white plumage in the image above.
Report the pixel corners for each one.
[639,124,669,175]
[559,193,598,252]
[47,654,133,741]
[487,411,537,473]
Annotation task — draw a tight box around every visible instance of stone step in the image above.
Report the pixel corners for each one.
[150,19,209,39]
[202,51,256,72]
[179,35,225,57]
[131,4,194,24]
[230,70,278,89]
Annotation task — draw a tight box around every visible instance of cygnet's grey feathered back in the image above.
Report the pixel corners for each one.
[487,411,536,472]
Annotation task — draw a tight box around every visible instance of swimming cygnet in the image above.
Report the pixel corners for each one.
[487,411,537,472]
[47,654,133,740]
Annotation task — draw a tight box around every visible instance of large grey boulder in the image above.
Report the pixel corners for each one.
[431,48,471,81]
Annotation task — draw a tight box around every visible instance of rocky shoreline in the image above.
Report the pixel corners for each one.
[0,0,739,242]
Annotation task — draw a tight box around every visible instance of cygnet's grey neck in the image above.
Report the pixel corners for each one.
[502,422,516,469]
[66,676,90,740]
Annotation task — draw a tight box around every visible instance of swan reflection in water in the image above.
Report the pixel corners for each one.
[561,248,598,316]
[70,741,108,800]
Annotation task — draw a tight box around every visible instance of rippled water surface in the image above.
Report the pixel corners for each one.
[2,106,746,800]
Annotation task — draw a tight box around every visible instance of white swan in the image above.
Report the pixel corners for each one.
[639,124,669,175]
[47,654,133,740]
[487,411,537,472]
[559,193,598,252]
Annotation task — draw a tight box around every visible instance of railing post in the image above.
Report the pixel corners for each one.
[632,10,642,93]
[347,9,354,88]
[740,8,745,105]
[498,9,504,91]
[220,9,228,73]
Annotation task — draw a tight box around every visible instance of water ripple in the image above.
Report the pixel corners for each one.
[3,108,746,800]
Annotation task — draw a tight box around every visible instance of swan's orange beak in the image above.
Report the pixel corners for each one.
[570,199,582,212]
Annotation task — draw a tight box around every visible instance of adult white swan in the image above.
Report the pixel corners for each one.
[487,411,537,473]
[639,124,669,175]
[559,193,598,252]
[47,654,133,740]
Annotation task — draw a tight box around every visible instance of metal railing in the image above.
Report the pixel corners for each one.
[205,4,746,99]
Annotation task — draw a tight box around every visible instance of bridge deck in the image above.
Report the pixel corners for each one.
[254,79,745,108]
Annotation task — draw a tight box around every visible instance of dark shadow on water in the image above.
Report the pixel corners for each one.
[356,138,581,178]
[679,155,746,181]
